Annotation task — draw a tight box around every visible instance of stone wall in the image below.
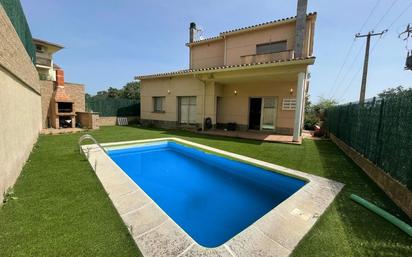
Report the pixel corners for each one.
[39,80,54,128]
[98,116,139,126]
[77,112,99,129]
[64,82,85,113]
[0,6,42,202]
[330,134,412,219]
[140,119,181,129]
[0,6,39,93]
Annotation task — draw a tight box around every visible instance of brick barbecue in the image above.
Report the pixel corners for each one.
[49,69,76,128]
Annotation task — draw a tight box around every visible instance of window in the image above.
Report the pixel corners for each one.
[153,97,165,112]
[36,44,44,53]
[179,96,197,124]
[256,41,287,55]
[282,98,296,111]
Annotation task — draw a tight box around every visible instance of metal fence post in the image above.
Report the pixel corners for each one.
[375,98,384,168]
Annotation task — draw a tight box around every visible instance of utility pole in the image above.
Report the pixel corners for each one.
[399,24,412,39]
[355,30,387,105]
[399,24,412,71]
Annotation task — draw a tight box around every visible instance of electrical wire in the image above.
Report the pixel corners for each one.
[373,0,399,30]
[388,1,412,30]
[338,0,412,102]
[326,0,381,99]
[360,0,382,32]
[329,45,364,99]
[338,39,382,102]
[331,0,405,102]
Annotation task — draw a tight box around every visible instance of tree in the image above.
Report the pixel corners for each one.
[304,96,337,130]
[122,81,140,99]
[107,87,121,98]
[378,86,412,99]
[96,90,108,98]
[87,81,141,100]
[312,97,337,116]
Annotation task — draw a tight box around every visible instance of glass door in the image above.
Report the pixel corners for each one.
[179,96,197,124]
[261,97,277,130]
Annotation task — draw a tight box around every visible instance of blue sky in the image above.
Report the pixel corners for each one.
[21,0,412,103]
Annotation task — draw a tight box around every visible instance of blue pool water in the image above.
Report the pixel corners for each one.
[108,141,305,247]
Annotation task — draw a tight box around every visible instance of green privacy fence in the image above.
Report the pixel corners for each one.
[0,0,36,63]
[86,98,140,117]
[326,95,412,190]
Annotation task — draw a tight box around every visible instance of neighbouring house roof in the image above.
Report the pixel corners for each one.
[33,38,64,49]
[186,12,317,47]
[135,57,315,80]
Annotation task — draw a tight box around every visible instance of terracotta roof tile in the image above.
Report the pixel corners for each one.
[136,56,315,80]
[187,12,317,46]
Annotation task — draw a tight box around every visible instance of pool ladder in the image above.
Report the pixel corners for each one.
[78,134,107,155]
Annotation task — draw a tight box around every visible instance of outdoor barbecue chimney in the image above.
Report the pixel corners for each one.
[56,68,64,86]
[54,69,71,102]
[189,22,197,43]
[50,68,75,129]
[294,0,308,58]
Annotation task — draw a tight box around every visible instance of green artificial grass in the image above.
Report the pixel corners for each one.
[0,126,411,257]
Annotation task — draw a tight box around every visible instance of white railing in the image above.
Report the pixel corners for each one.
[240,50,295,64]
[78,134,107,155]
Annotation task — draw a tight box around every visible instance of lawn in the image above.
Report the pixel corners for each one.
[0,126,411,257]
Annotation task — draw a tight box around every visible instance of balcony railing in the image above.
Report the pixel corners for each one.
[240,50,295,64]
[35,56,52,67]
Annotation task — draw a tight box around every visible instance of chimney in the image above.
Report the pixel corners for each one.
[56,69,65,86]
[53,68,71,102]
[294,0,308,58]
[189,22,197,43]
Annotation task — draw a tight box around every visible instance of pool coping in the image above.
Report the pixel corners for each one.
[82,137,344,257]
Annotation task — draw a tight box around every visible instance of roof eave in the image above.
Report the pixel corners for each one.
[135,57,315,80]
[186,36,223,47]
[33,38,64,49]
[186,12,317,47]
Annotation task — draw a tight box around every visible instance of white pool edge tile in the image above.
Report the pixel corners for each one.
[82,137,344,257]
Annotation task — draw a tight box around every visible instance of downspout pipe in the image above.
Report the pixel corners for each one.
[350,194,412,237]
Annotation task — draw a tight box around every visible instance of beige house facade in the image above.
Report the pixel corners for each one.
[137,3,316,141]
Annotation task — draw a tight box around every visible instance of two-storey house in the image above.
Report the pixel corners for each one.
[33,38,63,81]
[136,0,316,141]
[33,38,86,129]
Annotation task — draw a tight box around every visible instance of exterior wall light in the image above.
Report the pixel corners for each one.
[290,88,294,95]
[167,89,171,94]
[234,90,238,95]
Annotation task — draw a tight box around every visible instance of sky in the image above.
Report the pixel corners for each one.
[20,0,412,103]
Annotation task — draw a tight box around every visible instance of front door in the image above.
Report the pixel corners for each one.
[249,98,262,130]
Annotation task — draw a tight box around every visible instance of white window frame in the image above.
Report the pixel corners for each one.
[179,96,197,125]
[153,96,165,113]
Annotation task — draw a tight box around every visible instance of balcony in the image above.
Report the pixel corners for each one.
[240,50,295,64]
[35,56,52,67]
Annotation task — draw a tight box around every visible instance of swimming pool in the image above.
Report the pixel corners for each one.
[108,141,306,247]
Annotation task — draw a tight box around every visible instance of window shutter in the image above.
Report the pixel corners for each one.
[282,98,296,110]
